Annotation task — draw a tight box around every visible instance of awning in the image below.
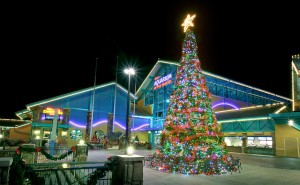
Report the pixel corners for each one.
[270,112,300,131]
[31,122,71,129]
[0,119,31,128]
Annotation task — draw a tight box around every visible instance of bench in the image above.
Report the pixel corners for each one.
[89,143,104,149]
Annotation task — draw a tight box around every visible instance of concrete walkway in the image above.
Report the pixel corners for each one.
[87,149,300,185]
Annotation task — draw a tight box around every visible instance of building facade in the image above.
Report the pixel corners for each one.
[4,57,300,157]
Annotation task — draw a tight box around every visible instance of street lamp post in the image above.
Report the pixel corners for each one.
[124,68,135,152]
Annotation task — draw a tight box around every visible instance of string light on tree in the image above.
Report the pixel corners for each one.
[151,14,237,176]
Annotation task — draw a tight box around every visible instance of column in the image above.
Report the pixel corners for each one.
[271,132,276,155]
[107,113,114,135]
[0,157,13,185]
[62,108,70,125]
[242,133,247,153]
[112,155,144,185]
[75,144,88,162]
[21,144,36,164]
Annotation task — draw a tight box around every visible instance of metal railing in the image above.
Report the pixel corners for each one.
[3,148,144,185]
[24,162,112,185]
[0,149,16,157]
[35,147,74,163]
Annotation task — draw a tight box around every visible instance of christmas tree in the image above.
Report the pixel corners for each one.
[152,14,233,175]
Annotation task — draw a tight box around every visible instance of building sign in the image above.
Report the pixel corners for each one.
[154,73,172,90]
[42,107,63,120]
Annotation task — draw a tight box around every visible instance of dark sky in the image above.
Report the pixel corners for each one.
[1,1,299,118]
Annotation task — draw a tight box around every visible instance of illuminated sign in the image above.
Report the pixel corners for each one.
[42,107,63,120]
[43,107,63,115]
[154,74,172,90]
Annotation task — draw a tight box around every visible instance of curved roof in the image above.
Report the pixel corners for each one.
[0,119,31,127]
[135,59,292,103]
[216,103,290,121]
[15,81,137,119]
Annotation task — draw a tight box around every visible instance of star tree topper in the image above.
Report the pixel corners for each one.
[181,14,196,32]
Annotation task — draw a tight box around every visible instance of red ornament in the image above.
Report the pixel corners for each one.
[16,148,20,155]
[71,146,76,152]
[36,147,41,152]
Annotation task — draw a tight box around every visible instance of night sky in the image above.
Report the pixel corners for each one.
[1,1,299,118]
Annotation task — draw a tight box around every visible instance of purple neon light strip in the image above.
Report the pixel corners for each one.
[212,102,239,110]
[69,120,149,131]
[133,124,150,131]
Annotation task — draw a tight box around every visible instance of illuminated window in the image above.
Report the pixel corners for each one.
[224,136,242,147]
[247,136,272,148]
[145,92,154,106]
[70,129,83,141]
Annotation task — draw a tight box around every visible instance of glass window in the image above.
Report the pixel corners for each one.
[145,92,154,106]
[70,129,83,141]
[224,137,242,147]
[258,137,266,140]
[247,136,272,148]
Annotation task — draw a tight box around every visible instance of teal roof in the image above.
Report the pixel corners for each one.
[135,60,178,98]
[217,103,300,132]
[31,122,70,129]
[0,119,31,127]
[25,81,137,109]
[15,81,137,119]
[270,112,300,131]
[216,103,290,121]
[136,59,292,102]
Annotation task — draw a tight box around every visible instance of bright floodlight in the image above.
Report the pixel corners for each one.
[33,130,40,135]
[79,139,85,145]
[62,163,69,168]
[127,146,134,156]
[288,119,294,126]
[124,68,135,75]
[61,131,67,136]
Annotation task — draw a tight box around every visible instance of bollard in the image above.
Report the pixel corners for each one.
[0,157,13,185]
[112,154,144,185]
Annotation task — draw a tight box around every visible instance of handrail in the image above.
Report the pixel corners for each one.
[25,161,113,185]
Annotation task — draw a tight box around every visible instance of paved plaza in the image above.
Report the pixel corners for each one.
[87,149,300,185]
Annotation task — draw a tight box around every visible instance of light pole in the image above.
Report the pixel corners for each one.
[0,133,4,150]
[124,67,135,152]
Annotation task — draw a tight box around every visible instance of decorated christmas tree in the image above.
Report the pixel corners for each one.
[152,14,233,175]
